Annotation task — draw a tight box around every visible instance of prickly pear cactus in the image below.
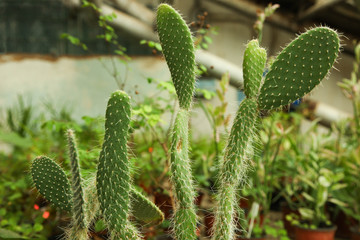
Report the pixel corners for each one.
[212,99,258,240]
[170,109,197,239]
[157,3,198,240]
[258,27,340,109]
[66,129,88,239]
[31,156,72,211]
[243,40,267,98]
[157,3,196,110]
[130,188,164,225]
[96,90,140,239]
[212,27,340,240]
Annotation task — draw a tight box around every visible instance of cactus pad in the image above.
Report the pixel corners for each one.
[243,39,267,98]
[157,4,196,110]
[31,156,72,211]
[96,90,132,234]
[258,27,340,109]
[130,188,164,226]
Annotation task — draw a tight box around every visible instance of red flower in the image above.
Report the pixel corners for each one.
[148,147,153,153]
[34,204,39,210]
[42,211,50,219]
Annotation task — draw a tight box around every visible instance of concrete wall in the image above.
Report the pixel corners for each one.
[0,0,356,137]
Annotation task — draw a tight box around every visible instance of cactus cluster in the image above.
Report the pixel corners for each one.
[31,91,164,240]
[31,3,340,240]
[156,3,339,240]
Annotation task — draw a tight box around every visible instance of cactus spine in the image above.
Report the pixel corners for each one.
[157,3,198,240]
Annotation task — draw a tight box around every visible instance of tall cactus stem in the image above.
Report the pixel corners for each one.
[96,90,140,239]
[66,129,87,236]
[212,98,258,240]
[170,109,197,239]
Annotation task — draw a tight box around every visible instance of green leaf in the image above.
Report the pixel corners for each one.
[33,223,43,232]
[318,176,331,187]
[203,36,213,44]
[155,43,162,51]
[328,198,348,207]
[0,228,25,239]
[201,43,209,49]
[302,192,315,202]
[299,208,314,220]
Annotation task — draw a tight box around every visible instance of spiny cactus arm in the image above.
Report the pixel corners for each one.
[31,156,72,211]
[212,98,258,240]
[243,39,267,98]
[82,175,162,227]
[170,109,197,240]
[96,91,140,239]
[66,129,88,239]
[157,3,196,110]
[130,188,164,226]
[258,27,340,110]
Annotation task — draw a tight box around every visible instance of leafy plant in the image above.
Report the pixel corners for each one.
[334,42,360,232]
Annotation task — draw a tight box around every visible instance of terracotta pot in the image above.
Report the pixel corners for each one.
[329,206,354,238]
[351,227,360,240]
[295,225,337,240]
[281,202,299,238]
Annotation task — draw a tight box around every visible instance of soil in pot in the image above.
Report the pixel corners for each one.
[295,225,337,240]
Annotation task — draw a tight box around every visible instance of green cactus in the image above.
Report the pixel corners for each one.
[31,90,164,239]
[170,109,197,239]
[66,129,87,239]
[30,4,340,240]
[96,90,141,239]
[130,188,164,225]
[157,3,196,110]
[157,3,198,239]
[211,27,340,240]
[31,158,163,226]
[243,40,267,98]
[258,27,340,110]
[31,156,72,211]
[212,98,258,240]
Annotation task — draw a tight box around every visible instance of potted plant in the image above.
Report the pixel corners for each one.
[236,202,290,240]
[284,127,347,240]
[334,42,360,240]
